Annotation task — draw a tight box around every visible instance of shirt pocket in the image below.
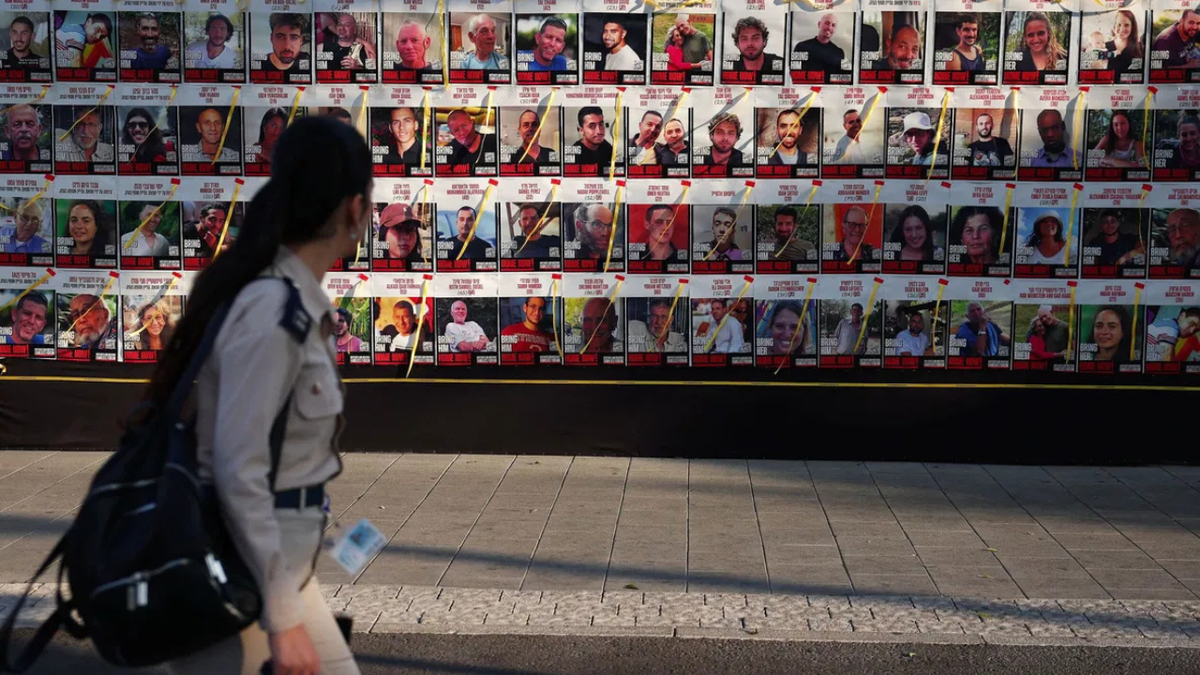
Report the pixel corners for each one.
[293,357,343,421]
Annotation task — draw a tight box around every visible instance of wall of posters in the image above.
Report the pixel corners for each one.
[0,0,1197,381]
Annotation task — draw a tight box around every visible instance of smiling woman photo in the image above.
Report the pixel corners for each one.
[64,199,115,257]
[1012,12,1067,72]
[1090,305,1133,363]
[1093,110,1145,169]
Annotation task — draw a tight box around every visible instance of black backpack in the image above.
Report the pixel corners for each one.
[0,277,308,672]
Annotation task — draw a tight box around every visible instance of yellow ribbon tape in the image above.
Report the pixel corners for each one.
[287,86,305,126]
[656,280,687,348]
[0,85,49,118]
[853,278,883,354]
[212,180,243,259]
[550,277,563,359]
[608,91,624,181]
[212,86,240,165]
[604,185,624,274]
[1072,90,1086,171]
[406,278,432,378]
[926,92,951,183]
[1131,283,1143,362]
[0,175,56,213]
[1065,185,1081,267]
[455,181,497,261]
[931,281,947,352]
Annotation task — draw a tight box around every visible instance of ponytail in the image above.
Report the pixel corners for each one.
[145,116,372,404]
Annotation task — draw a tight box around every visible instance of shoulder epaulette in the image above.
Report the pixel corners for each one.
[277,277,311,344]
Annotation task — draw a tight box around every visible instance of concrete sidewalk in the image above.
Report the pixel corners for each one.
[5,452,1200,646]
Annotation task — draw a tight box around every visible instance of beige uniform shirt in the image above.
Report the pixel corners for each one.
[194,248,344,633]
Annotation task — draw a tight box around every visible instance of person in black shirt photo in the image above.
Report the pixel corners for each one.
[442,205,492,259]
[729,15,782,73]
[507,109,554,165]
[701,112,746,166]
[2,15,44,70]
[317,13,375,74]
[792,12,848,75]
[571,106,614,167]
[1085,209,1144,267]
[445,108,497,165]
[966,112,1014,167]
[382,106,422,164]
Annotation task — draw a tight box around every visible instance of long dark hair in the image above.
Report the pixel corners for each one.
[1114,10,1142,59]
[1093,305,1133,364]
[123,107,167,163]
[890,205,935,260]
[67,199,115,253]
[1025,212,1065,248]
[950,205,1004,258]
[145,116,372,403]
[1103,111,1135,154]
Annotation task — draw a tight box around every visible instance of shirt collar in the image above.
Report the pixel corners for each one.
[271,247,335,325]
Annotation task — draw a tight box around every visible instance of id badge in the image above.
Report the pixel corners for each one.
[325,518,387,576]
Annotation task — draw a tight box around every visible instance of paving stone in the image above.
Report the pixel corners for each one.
[808,617,854,632]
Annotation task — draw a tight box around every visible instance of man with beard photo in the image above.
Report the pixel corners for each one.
[506,109,555,166]
[728,16,782,75]
[1153,9,1200,70]
[185,13,237,70]
[258,13,308,77]
[701,112,746,166]
[766,109,807,167]
[943,14,984,72]
[965,112,1013,167]
[55,107,113,167]
[0,104,47,164]
[64,293,114,349]
[569,202,616,261]
[126,13,174,71]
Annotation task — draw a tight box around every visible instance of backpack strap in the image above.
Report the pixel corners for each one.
[267,277,308,493]
[0,537,68,673]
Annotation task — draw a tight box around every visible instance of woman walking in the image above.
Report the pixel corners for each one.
[148,115,371,675]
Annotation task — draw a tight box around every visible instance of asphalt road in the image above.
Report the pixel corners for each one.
[9,629,1200,675]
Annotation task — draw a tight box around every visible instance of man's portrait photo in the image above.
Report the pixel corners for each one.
[952,108,1017,180]
[860,11,925,84]
[756,106,820,178]
[55,11,116,81]
[380,14,442,84]
[434,106,498,176]
[515,14,577,85]
[370,106,432,177]
[562,201,622,272]
[721,12,784,85]
[54,105,115,174]
[315,12,377,83]
[183,12,243,81]
[790,10,853,84]
[117,11,181,82]
[0,13,52,81]
[449,12,511,83]
[932,11,1000,85]
[249,12,311,84]
[499,106,560,176]
[581,13,646,84]
[178,105,242,175]
[0,104,51,173]
[694,108,753,178]
[563,105,620,177]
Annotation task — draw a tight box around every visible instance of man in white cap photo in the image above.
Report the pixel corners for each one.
[889,111,937,166]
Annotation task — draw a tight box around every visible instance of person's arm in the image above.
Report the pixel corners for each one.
[666,46,694,70]
[1028,334,1057,360]
[209,284,308,635]
[945,50,962,71]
